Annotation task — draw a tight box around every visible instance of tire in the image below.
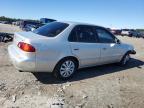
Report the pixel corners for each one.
[53,58,78,80]
[119,53,130,66]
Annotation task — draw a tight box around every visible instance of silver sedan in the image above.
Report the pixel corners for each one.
[8,21,136,80]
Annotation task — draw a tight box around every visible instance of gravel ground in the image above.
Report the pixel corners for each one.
[0,24,144,108]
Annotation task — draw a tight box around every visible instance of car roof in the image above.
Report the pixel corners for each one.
[57,21,104,28]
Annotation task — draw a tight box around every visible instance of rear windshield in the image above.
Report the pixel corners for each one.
[33,22,69,37]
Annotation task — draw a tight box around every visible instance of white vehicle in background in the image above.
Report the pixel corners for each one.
[8,21,136,80]
[121,29,131,36]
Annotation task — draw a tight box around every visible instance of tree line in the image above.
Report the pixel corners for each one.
[0,16,39,24]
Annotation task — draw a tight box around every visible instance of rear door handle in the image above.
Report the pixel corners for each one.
[73,48,79,51]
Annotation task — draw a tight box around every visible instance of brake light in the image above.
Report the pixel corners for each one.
[18,42,35,52]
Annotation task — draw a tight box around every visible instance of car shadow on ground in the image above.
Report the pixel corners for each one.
[33,58,144,84]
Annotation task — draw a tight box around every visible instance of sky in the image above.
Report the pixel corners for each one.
[0,0,144,29]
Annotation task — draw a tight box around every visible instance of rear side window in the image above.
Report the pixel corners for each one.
[33,22,69,37]
[68,27,77,42]
[69,25,98,43]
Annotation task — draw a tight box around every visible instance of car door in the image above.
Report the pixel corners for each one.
[95,27,123,64]
[68,25,101,67]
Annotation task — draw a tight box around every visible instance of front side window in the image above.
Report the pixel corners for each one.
[33,22,69,37]
[95,28,115,43]
[69,25,98,43]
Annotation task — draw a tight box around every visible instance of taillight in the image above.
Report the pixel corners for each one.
[18,42,36,52]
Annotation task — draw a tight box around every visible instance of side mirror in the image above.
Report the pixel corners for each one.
[116,39,121,44]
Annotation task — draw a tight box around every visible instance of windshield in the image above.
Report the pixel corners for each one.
[33,22,69,37]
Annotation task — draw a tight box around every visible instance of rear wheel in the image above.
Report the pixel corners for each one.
[53,58,78,80]
[119,53,130,66]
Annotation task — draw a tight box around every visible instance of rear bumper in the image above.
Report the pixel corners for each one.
[129,50,136,54]
[8,45,36,72]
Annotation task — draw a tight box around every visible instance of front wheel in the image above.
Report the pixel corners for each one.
[119,53,130,66]
[53,58,78,80]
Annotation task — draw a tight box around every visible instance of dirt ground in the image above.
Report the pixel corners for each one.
[0,24,22,33]
[0,24,144,108]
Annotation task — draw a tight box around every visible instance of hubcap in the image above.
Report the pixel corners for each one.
[60,60,75,78]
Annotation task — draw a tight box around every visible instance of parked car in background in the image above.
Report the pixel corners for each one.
[110,29,122,35]
[19,20,42,31]
[121,29,131,36]
[20,19,56,31]
[12,21,21,26]
[40,18,56,24]
[0,21,9,24]
[23,24,37,31]
[129,30,142,38]
[8,21,136,80]
[140,32,144,38]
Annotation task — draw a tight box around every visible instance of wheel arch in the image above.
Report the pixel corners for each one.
[123,50,136,56]
[121,49,135,61]
[120,50,132,62]
[53,56,79,71]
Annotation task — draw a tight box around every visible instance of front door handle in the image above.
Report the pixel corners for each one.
[102,48,107,50]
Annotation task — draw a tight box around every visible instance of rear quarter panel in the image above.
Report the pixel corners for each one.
[34,38,73,72]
